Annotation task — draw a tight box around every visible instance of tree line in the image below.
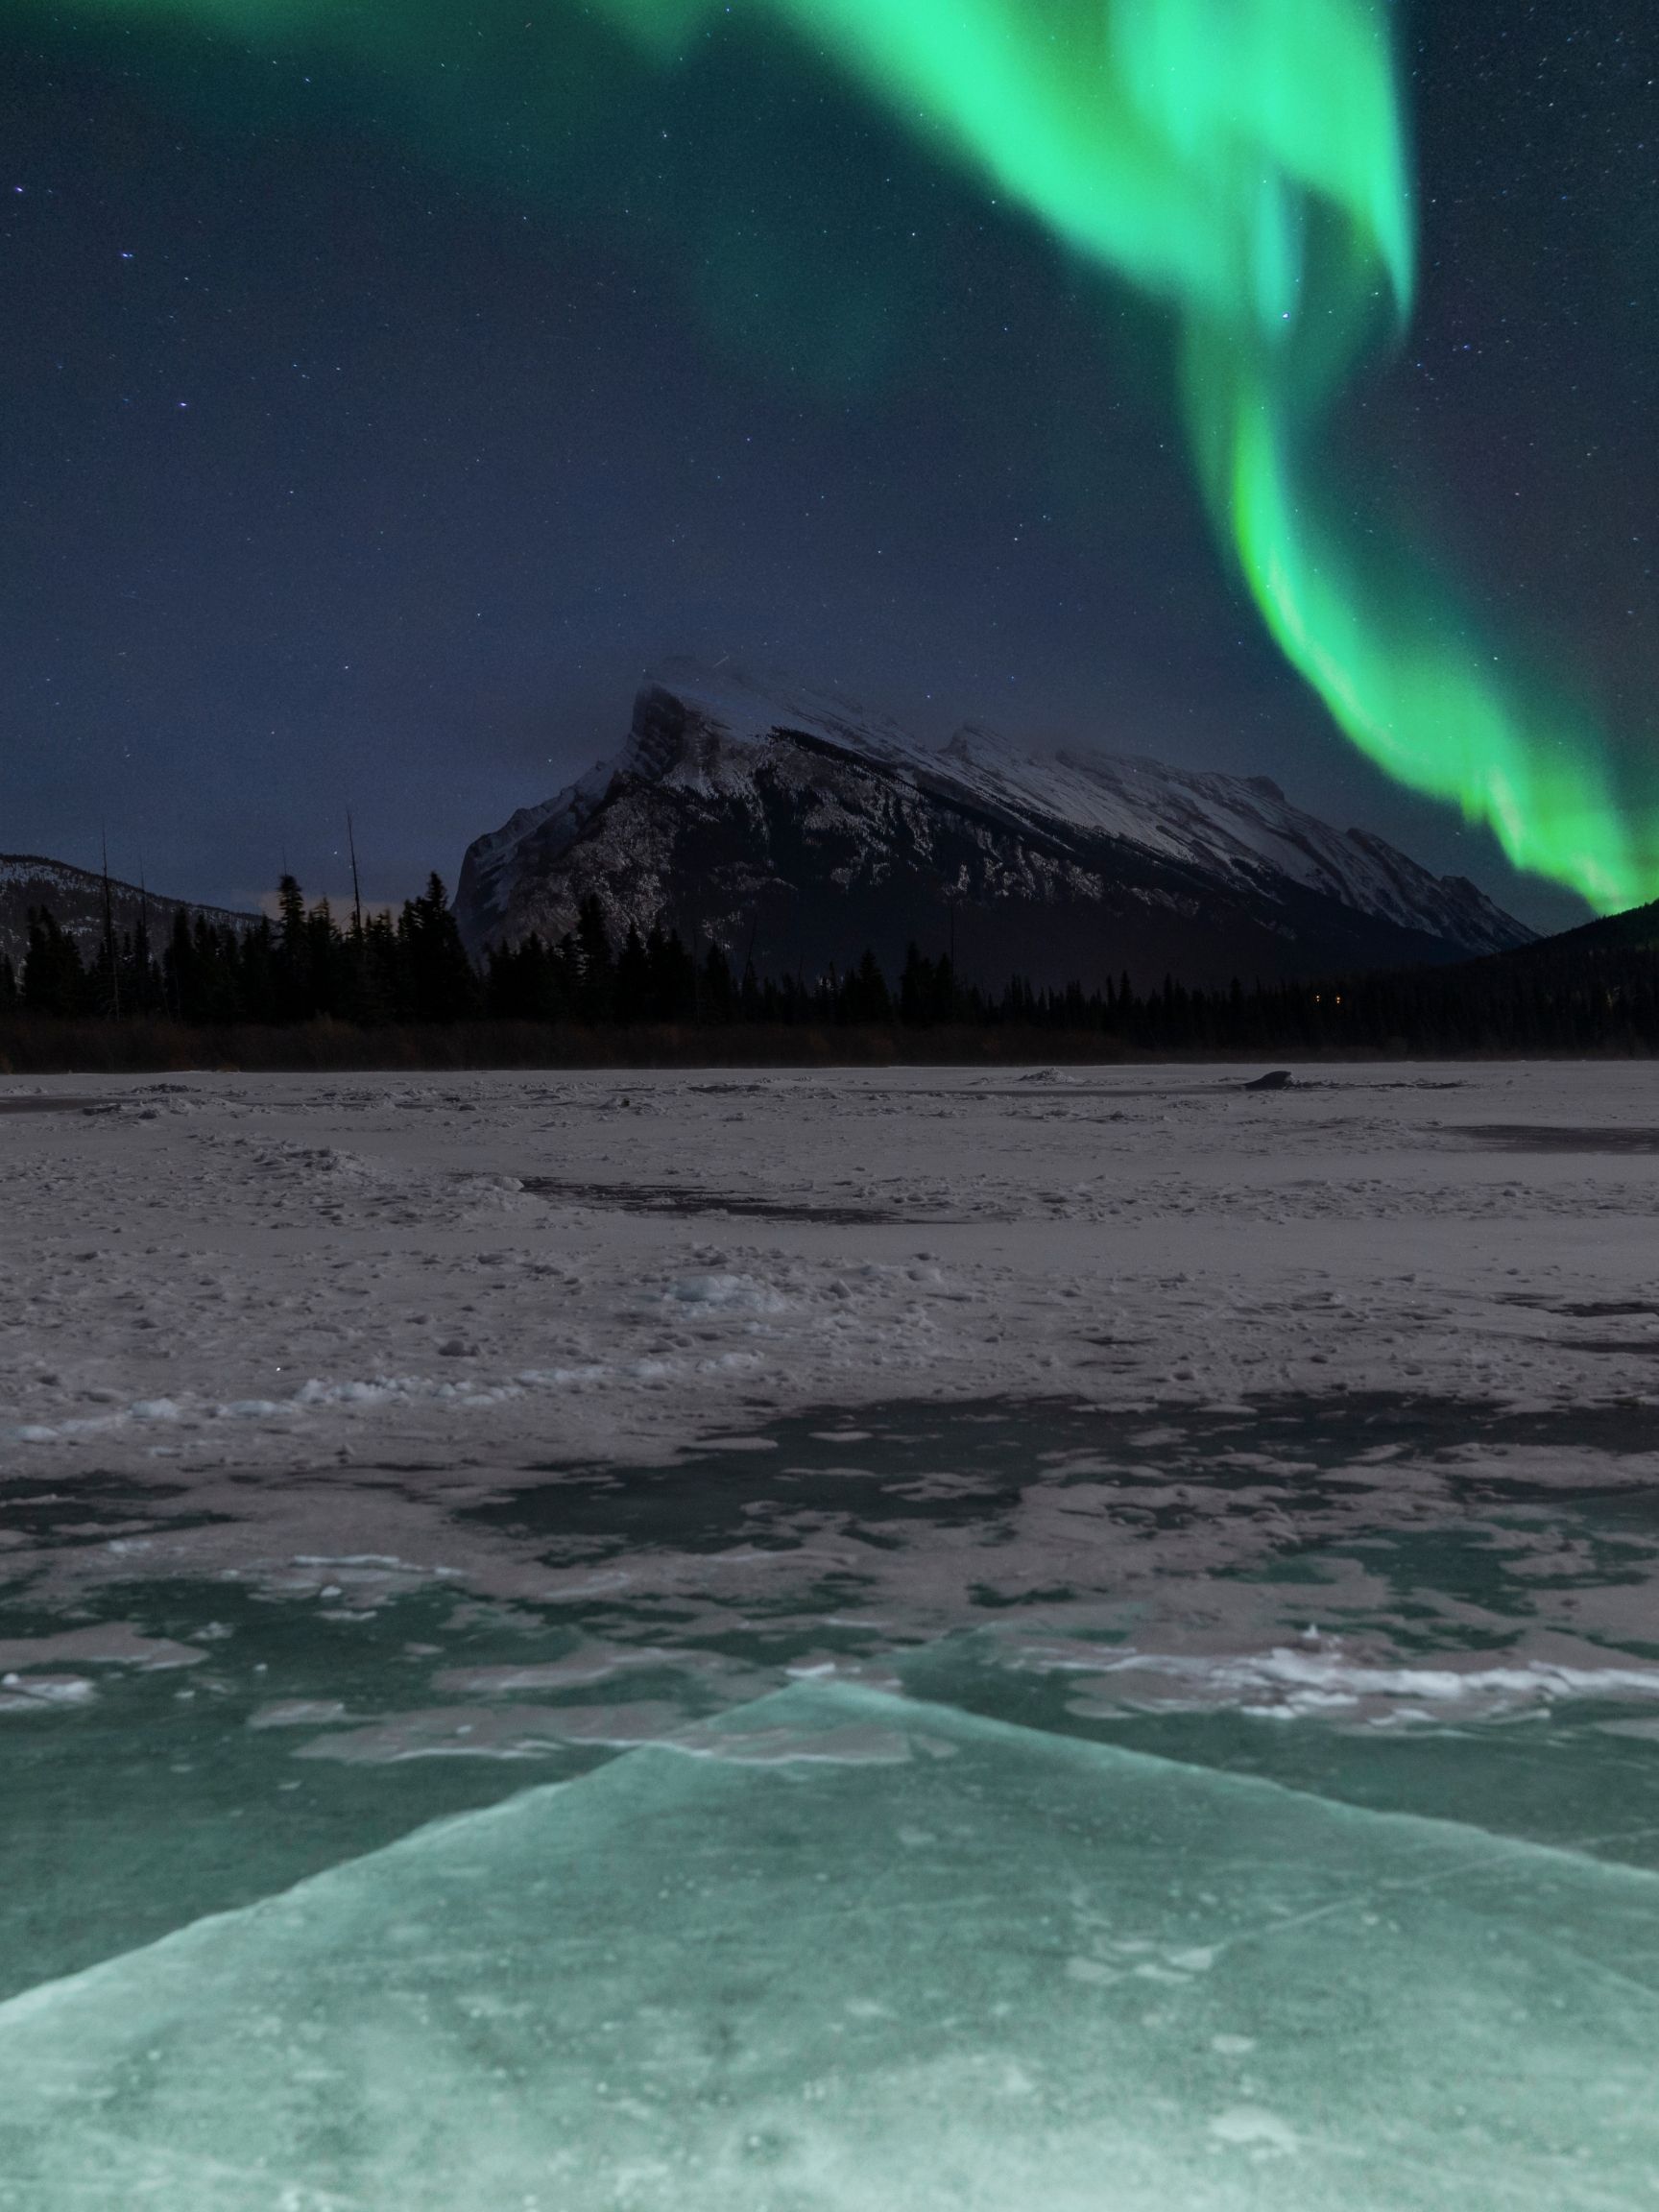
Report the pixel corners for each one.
[4,875,1658,1053]
[0,877,475,1027]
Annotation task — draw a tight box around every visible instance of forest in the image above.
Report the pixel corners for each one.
[4,875,1659,1058]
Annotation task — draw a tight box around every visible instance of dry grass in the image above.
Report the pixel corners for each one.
[0,1016,1154,1074]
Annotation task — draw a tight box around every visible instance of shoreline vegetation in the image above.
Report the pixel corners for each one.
[8,1022,1659,1077]
[3,873,1658,1073]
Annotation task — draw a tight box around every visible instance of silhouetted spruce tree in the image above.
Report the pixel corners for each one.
[574,896,614,1023]
[0,952,16,1010]
[304,898,346,1019]
[237,917,279,1022]
[85,933,120,1021]
[644,926,697,1022]
[485,932,574,1022]
[164,913,205,1022]
[613,925,652,1024]
[899,944,929,1025]
[701,942,734,1023]
[272,875,312,1021]
[397,875,478,1022]
[333,910,389,1026]
[837,949,892,1026]
[355,911,403,1024]
[123,918,163,1017]
[22,908,86,1017]
[900,945,960,1026]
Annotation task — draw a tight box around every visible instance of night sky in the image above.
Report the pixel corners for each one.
[1,3,1652,927]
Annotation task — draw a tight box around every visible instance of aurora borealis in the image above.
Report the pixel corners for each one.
[3,1,1654,916]
[605,0,1654,907]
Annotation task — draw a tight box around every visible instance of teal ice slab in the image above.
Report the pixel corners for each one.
[2,1682,1656,2210]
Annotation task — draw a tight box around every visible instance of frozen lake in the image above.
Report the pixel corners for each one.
[2,1066,1658,2202]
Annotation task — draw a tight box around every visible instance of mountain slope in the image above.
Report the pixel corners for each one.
[0,856,254,971]
[455,663,1534,990]
[1503,895,1659,960]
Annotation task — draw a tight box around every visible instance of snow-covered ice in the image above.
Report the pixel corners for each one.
[4,1060,1659,1475]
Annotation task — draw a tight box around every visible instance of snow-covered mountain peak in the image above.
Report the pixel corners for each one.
[454,663,1535,975]
[920,726,1528,956]
[637,658,925,769]
[940,721,1027,767]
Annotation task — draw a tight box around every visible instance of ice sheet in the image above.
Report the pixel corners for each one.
[2,1680,1657,2210]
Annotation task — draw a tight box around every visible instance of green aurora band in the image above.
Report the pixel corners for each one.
[46,0,1659,909]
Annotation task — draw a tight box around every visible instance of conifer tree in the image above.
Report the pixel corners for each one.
[701,941,733,1023]
[397,875,479,1022]
[575,896,614,1023]
[613,924,652,1024]
[22,908,86,1017]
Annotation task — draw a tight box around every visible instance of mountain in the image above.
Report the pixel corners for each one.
[0,855,254,971]
[454,662,1535,990]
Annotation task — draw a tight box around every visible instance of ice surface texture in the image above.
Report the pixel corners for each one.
[2,1681,1655,2210]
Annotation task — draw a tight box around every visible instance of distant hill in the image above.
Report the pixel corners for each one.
[455,662,1534,992]
[0,855,255,970]
[1509,898,1659,960]
[1104,889,1659,1056]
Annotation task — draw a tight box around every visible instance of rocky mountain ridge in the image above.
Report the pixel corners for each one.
[455,663,1533,991]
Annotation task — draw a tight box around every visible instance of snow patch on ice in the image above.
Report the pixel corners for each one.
[0,1673,96,1713]
[0,1346,769,1450]
[1208,2107,1300,2156]
[0,1627,205,1674]
[248,1700,354,1731]
[664,1720,914,1766]
[1022,1638,1659,1723]
[667,1271,789,1314]
[297,1700,687,1763]
[434,1648,681,1696]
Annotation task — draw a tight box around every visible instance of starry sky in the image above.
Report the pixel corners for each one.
[0,2,1651,926]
